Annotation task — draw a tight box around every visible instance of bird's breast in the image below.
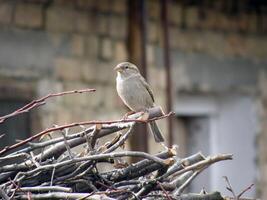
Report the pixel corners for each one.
[116,75,153,111]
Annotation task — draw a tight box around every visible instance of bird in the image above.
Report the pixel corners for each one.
[114,62,165,143]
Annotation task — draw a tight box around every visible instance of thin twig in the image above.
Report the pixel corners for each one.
[50,167,56,187]
[171,155,233,179]
[0,88,96,124]
[174,168,203,195]
[0,111,174,156]
[0,187,9,200]
[60,128,73,158]
[223,176,236,198]
[12,186,72,193]
[103,124,136,154]
[16,192,115,200]
[157,181,172,200]
[237,184,254,199]
[90,124,102,149]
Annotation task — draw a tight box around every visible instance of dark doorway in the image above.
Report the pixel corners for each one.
[0,100,31,150]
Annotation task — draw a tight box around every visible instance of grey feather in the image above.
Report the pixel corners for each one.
[149,121,165,143]
[115,62,165,143]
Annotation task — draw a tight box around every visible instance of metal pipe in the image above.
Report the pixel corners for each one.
[127,0,148,153]
[161,0,173,147]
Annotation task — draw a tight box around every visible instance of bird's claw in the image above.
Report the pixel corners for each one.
[122,111,136,119]
[160,142,169,150]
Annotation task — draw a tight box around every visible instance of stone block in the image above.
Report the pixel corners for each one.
[168,2,182,25]
[48,32,66,48]
[46,6,75,32]
[114,41,127,62]
[228,16,240,32]
[37,79,64,128]
[237,13,249,32]
[247,13,258,33]
[261,14,267,33]
[185,6,199,28]
[15,3,43,28]
[0,2,12,24]
[53,0,75,6]
[149,66,166,90]
[97,61,115,83]
[75,12,91,34]
[147,1,160,20]
[148,21,159,43]
[81,60,114,84]
[96,0,111,13]
[199,31,225,56]
[212,13,230,31]
[54,57,82,80]
[101,85,119,109]
[110,16,127,39]
[37,79,63,100]
[60,81,96,113]
[224,33,248,57]
[85,35,99,58]
[201,10,218,30]
[55,106,73,124]
[80,60,97,83]
[146,44,155,65]
[170,28,228,57]
[71,34,85,57]
[96,14,109,35]
[76,0,96,10]
[112,0,126,14]
[169,27,187,49]
[246,36,267,60]
[100,37,113,60]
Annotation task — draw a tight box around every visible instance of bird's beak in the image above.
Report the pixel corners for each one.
[114,65,122,72]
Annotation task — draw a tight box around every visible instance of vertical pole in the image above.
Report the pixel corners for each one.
[127,0,148,153]
[161,0,173,147]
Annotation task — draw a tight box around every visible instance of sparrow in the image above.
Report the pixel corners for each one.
[114,62,165,143]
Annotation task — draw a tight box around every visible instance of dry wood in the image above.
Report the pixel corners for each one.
[0,89,254,200]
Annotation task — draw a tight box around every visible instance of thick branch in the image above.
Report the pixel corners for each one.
[16,192,115,200]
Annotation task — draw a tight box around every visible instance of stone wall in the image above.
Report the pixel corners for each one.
[147,1,267,198]
[0,0,267,198]
[0,0,128,130]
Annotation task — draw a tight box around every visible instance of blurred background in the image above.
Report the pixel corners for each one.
[0,0,266,198]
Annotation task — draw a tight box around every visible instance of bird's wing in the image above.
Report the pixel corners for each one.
[140,76,155,103]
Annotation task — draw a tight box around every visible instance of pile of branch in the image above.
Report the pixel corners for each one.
[0,89,232,200]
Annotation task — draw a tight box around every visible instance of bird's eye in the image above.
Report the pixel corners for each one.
[125,66,129,69]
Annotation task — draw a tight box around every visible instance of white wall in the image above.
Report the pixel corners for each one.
[175,95,257,197]
[210,96,257,197]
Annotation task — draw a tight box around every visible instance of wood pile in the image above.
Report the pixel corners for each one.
[0,89,233,200]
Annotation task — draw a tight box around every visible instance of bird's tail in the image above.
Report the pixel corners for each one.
[149,121,165,143]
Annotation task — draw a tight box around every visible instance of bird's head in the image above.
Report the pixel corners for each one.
[114,62,140,77]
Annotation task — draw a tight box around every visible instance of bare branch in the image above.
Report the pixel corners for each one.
[0,108,173,156]
[0,88,96,124]
[12,186,72,193]
[0,187,9,200]
[237,184,254,199]
[223,176,236,198]
[17,192,115,200]
[0,88,243,200]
